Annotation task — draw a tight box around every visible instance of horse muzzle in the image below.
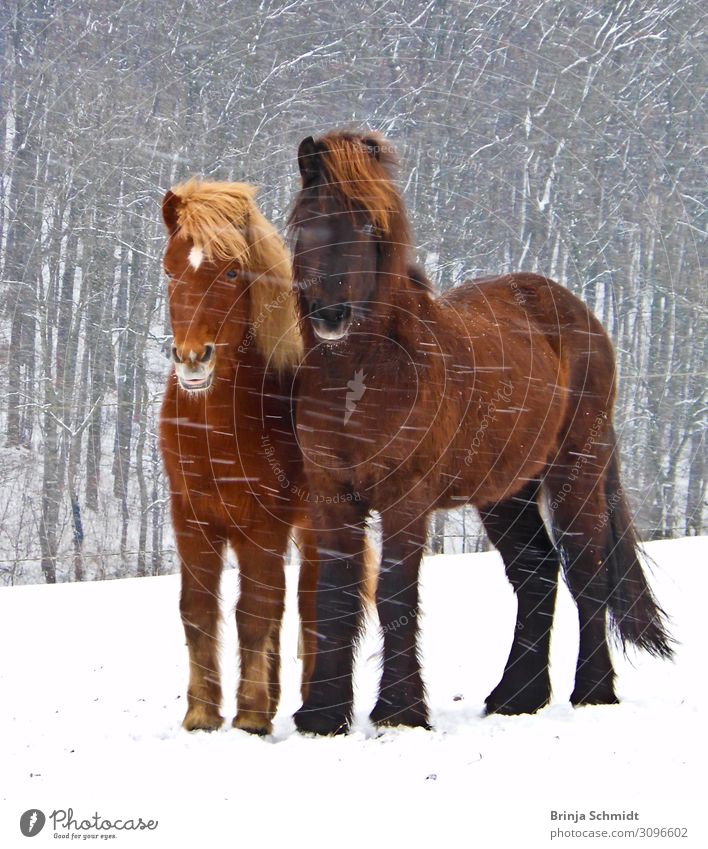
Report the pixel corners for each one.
[175,363,214,392]
[309,301,352,342]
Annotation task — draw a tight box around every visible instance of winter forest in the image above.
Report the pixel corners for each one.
[0,0,704,585]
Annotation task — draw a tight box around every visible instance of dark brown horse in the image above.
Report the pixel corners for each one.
[159,179,317,734]
[288,131,673,735]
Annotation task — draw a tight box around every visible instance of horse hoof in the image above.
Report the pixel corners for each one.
[370,699,431,730]
[232,713,273,736]
[484,701,541,717]
[293,705,350,736]
[182,707,224,732]
[571,687,619,707]
[484,687,550,716]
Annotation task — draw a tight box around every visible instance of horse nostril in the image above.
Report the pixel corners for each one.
[335,303,351,323]
[325,303,351,325]
[199,344,214,363]
[171,345,182,364]
[310,301,351,328]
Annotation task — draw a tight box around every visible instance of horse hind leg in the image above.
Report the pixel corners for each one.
[479,479,560,715]
[294,526,319,704]
[547,420,672,706]
[265,625,281,722]
[546,462,619,706]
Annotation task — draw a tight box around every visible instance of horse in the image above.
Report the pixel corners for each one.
[287,130,673,735]
[159,179,318,734]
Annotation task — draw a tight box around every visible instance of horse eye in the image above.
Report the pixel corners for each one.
[225,269,238,280]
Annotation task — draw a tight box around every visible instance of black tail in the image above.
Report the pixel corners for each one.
[604,427,674,658]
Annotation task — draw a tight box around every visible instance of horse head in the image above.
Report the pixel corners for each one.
[162,179,301,392]
[289,131,413,344]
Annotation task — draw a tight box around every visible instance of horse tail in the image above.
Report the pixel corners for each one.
[603,425,674,658]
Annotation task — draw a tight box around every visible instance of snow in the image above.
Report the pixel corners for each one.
[1,537,706,847]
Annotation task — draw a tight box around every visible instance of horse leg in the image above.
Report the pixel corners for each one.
[295,526,319,703]
[266,622,282,722]
[176,515,225,731]
[546,471,619,706]
[370,510,429,729]
[293,501,368,736]
[231,530,287,735]
[479,480,560,715]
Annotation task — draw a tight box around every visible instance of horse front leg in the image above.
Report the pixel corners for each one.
[294,500,368,736]
[175,514,226,732]
[370,509,430,729]
[231,530,288,735]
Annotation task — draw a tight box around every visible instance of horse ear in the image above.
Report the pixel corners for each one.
[361,137,382,161]
[297,136,321,182]
[162,190,180,235]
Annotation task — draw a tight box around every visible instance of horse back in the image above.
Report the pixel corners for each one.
[444,272,615,395]
[433,273,616,505]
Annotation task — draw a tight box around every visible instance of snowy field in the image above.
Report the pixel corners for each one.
[1,537,706,847]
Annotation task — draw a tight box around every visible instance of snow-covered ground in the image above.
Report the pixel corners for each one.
[1,537,706,847]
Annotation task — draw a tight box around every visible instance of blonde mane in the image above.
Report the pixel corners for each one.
[167,179,302,372]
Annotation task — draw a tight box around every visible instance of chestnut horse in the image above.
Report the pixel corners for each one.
[288,131,673,735]
[159,180,317,734]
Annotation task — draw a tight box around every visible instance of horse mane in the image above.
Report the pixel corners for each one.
[166,179,302,372]
[169,179,254,262]
[289,130,412,276]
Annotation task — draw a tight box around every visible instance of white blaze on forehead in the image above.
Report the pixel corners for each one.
[188,246,204,269]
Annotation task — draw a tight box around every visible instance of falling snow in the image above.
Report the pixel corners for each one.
[1,1,704,584]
